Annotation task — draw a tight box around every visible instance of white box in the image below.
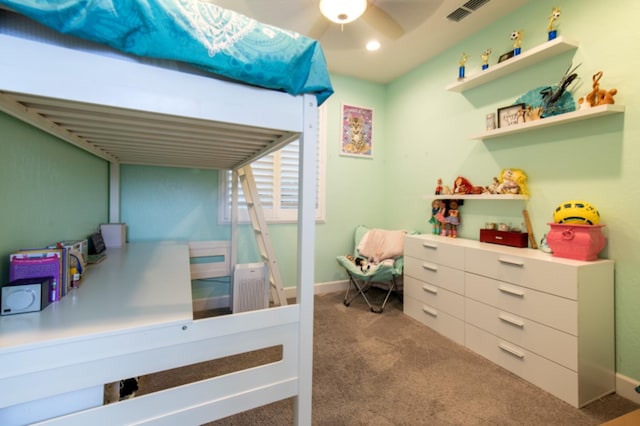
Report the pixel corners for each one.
[100,223,127,248]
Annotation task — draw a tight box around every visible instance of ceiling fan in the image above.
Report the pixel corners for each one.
[309,0,405,40]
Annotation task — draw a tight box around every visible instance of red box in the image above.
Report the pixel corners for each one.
[546,223,606,261]
[479,229,528,248]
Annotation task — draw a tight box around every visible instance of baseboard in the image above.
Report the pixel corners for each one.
[193,281,348,311]
[192,295,229,312]
[284,280,348,299]
[616,373,640,404]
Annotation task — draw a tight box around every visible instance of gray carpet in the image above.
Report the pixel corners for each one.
[139,289,638,425]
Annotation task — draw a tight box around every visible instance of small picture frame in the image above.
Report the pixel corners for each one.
[340,104,373,158]
[485,113,496,131]
[497,103,525,128]
[498,50,514,63]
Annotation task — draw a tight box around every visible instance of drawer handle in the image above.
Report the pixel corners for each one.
[498,342,525,359]
[498,285,525,297]
[422,263,438,272]
[498,257,524,267]
[422,306,438,317]
[422,284,438,295]
[422,242,438,250]
[498,313,525,328]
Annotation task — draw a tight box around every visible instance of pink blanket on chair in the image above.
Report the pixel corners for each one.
[357,229,407,262]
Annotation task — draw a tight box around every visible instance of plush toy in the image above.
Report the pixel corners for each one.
[485,177,500,194]
[597,88,618,105]
[497,168,529,195]
[453,176,484,195]
[579,71,617,108]
[355,257,371,272]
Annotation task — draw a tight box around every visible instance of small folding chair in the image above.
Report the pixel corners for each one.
[336,225,406,313]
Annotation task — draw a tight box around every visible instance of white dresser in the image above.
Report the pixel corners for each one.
[404,234,615,408]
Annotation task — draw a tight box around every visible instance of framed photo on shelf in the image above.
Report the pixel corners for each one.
[497,103,525,128]
[498,50,514,63]
[340,104,373,158]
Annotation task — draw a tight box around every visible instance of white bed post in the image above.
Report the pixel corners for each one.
[294,94,318,425]
[108,161,120,223]
[230,169,239,270]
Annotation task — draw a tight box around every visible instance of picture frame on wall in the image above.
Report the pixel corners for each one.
[498,50,514,63]
[340,104,373,158]
[497,103,525,128]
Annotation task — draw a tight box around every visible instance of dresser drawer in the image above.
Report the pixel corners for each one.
[464,247,578,299]
[465,298,577,370]
[404,295,464,345]
[404,256,465,295]
[404,235,464,269]
[465,324,579,407]
[465,272,577,335]
[404,275,464,319]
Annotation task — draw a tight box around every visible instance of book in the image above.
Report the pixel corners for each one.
[9,250,62,302]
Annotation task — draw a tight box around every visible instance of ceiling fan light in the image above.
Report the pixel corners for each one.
[319,0,367,24]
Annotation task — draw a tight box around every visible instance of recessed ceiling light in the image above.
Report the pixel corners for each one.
[366,40,381,51]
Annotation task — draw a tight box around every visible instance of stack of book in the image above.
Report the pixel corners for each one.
[8,239,87,303]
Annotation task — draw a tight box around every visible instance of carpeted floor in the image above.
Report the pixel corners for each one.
[138,289,639,425]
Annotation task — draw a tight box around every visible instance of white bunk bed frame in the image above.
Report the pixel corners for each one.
[0,15,318,426]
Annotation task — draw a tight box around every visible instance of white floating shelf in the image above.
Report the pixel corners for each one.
[446,37,579,93]
[424,194,529,201]
[470,104,625,140]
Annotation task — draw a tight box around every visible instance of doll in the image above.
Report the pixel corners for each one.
[429,199,444,235]
[435,178,443,195]
[445,200,460,238]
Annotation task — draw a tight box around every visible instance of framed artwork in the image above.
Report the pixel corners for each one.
[340,104,373,158]
[498,50,514,63]
[497,103,525,128]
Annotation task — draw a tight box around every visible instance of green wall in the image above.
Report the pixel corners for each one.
[0,113,108,281]
[384,0,640,382]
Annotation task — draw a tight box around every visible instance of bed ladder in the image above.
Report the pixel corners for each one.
[238,165,288,307]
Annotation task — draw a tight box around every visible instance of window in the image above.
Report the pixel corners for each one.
[218,105,326,224]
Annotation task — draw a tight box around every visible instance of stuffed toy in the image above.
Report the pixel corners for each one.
[346,254,373,273]
[453,176,484,194]
[579,71,617,108]
[354,257,372,273]
[497,168,529,195]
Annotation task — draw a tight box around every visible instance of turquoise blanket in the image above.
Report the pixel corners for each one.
[0,0,333,105]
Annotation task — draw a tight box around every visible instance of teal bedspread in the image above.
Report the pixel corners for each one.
[0,0,333,105]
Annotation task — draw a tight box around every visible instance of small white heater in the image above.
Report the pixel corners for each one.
[232,263,269,313]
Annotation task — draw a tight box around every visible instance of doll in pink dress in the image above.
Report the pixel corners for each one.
[445,200,460,238]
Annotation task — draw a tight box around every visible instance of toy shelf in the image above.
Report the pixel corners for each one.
[423,194,529,201]
[469,104,625,141]
[445,36,579,93]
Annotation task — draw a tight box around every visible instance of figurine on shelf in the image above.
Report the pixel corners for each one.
[429,199,445,235]
[435,178,443,195]
[458,52,468,80]
[444,200,460,238]
[484,177,500,194]
[539,62,580,117]
[547,6,561,40]
[578,71,618,109]
[510,30,524,55]
[481,48,492,70]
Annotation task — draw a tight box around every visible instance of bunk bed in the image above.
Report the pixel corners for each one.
[0,2,332,425]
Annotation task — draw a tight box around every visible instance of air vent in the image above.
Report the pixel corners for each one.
[446,8,471,22]
[463,0,490,11]
[446,0,491,22]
